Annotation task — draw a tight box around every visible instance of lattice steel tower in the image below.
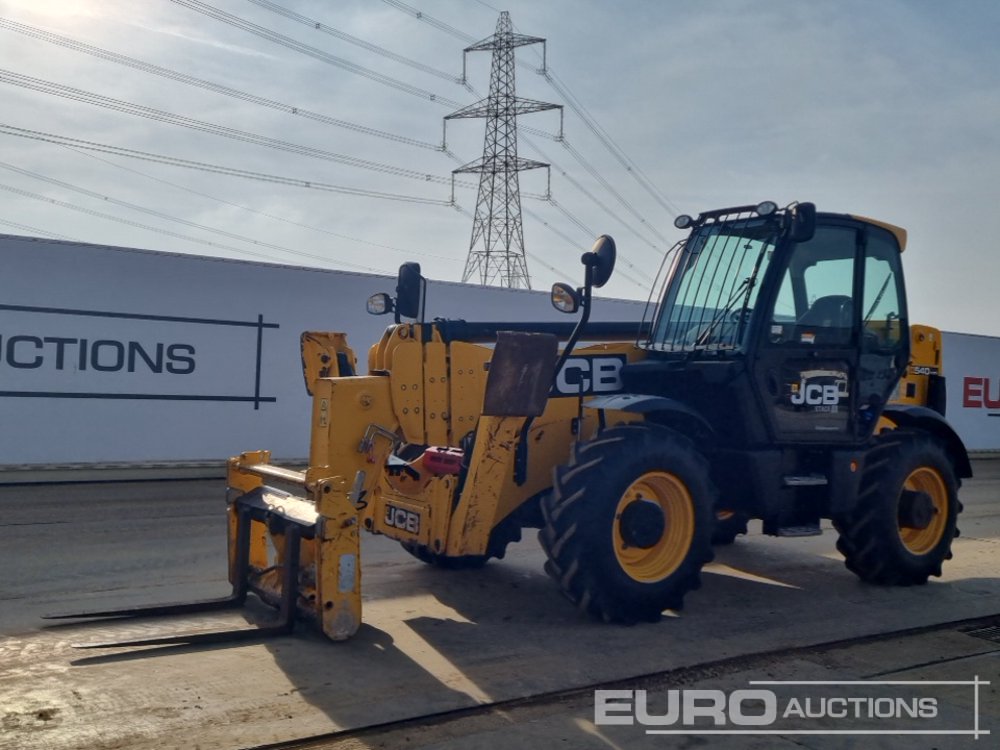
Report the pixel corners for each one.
[445,12,560,288]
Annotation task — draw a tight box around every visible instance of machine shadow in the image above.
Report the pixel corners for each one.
[253,530,997,741]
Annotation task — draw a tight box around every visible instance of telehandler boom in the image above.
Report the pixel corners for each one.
[51,201,969,646]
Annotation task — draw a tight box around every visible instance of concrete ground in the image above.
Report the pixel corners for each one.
[307,623,999,750]
[0,462,997,750]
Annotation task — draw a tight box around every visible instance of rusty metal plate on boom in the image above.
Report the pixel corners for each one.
[482,331,558,418]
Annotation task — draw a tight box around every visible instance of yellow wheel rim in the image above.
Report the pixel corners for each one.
[613,471,695,583]
[898,466,948,555]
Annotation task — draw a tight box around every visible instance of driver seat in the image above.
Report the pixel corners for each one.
[797,295,853,343]
[798,295,853,327]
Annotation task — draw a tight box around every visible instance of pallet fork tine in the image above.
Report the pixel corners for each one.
[44,508,303,650]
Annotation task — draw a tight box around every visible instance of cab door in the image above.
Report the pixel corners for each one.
[750,218,908,444]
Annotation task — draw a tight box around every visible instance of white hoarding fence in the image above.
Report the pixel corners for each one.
[2,234,996,474]
[943,332,1000,453]
[0,234,645,469]
[0,304,276,407]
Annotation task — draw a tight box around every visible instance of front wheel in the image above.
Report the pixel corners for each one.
[834,432,961,585]
[539,424,716,623]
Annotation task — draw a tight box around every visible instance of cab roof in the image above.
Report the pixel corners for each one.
[848,214,907,252]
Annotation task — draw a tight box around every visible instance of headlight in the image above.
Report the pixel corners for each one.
[366,293,393,315]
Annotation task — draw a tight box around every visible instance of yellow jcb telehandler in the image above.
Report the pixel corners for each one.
[52,201,970,647]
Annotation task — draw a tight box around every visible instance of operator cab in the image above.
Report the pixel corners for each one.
[633,201,909,447]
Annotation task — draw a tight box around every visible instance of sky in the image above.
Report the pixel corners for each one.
[1,0,998,335]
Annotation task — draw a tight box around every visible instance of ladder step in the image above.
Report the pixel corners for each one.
[776,524,823,537]
[783,475,828,487]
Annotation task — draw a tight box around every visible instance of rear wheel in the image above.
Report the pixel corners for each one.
[834,431,961,585]
[539,424,715,623]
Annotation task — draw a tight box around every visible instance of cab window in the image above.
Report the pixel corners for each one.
[861,229,906,351]
[768,225,858,346]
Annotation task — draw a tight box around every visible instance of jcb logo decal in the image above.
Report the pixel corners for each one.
[384,504,420,534]
[553,355,627,397]
[790,382,842,406]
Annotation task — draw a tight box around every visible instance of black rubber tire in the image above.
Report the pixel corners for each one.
[539,424,716,623]
[834,431,962,586]
[401,514,522,569]
[711,510,749,545]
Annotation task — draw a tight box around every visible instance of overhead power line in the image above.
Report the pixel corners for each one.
[246,0,466,86]
[0,16,442,151]
[0,179,390,273]
[0,217,77,241]
[545,196,652,285]
[239,0,664,281]
[66,144,464,264]
[0,160,394,271]
[522,133,663,254]
[4,0,668,290]
[0,123,453,204]
[0,70,476,189]
[545,195,593,238]
[541,68,682,217]
[379,0,476,44]
[383,2,678,243]
[501,20,681,217]
[559,137,671,244]
[519,204,649,292]
[168,0,463,108]
[389,1,681,216]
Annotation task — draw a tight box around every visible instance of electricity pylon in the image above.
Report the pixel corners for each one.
[445,12,561,289]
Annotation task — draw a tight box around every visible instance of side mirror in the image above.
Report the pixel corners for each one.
[366,292,394,316]
[550,282,580,314]
[788,202,816,243]
[583,234,616,288]
[395,262,424,320]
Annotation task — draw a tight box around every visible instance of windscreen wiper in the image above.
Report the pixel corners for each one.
[695,276,751,346]
[694,237,773,348]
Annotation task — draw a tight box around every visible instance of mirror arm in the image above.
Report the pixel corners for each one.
[515,264,595,487]
[551,264,593,381]
[419,276,432,342]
